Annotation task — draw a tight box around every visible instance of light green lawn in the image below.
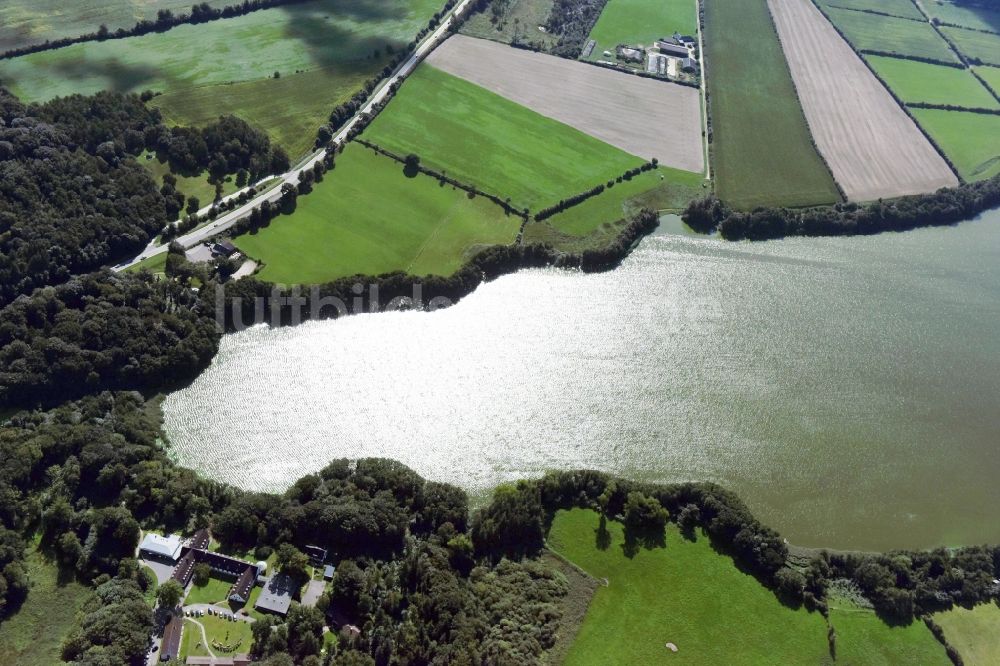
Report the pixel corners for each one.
[823,6,959,63]
[828,596,950,665]
[184,577,234,607]
[923,0,1000,32]
[547,508,831,665]
[867,55,998,108]
[911,108,1000,180]
[935,603,1000,665]
[975,66,1000,93]
[583,0,697,61]
[139,151,236,206]
[363,64,647,210]
[126,251,168,276]
[940,26,1000,66]
[818,0,924,21]
[182,615,253,659]
[704,0,839,208]
[0,549,90,666]
[234,145,522,283]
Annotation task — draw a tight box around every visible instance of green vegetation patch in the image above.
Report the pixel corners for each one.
[460,0,559,48]
[924,0,1000,32]
[182,615,253,659]
[703,0,839,209]
[940,25,1000,66]
[817,0,924,21]
[0,549,90,666]
[547,508,830,665]
[975,66,1000,93]
[183,576,235,606]
[828,597,950,665]
[823,6,959,63]
[867,55,999,108]
[126,251,168,276]
[935,603,1000,665]
[911,108,1000,180]
[234,145,522,283]
[364,65,646,210]
[582,0,697,62]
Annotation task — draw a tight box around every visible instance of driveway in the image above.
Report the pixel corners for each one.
[301,580,326,608]
[140,557,176,586]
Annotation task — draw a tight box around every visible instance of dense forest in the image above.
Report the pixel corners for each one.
[683,173,1000,240]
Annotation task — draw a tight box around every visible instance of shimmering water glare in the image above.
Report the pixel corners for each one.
[164,212,1000,551]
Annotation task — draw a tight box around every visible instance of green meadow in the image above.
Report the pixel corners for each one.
[827,597,950,665]
[233,145,521,283]
[547,509,830,665]
[0,0,230,52]
[940,26,1000,67]
[823,6,959,64]
[364,65,646,211]
[935,603,1000,665]
[703,0,839,209]
[460,0,559,48]
[181,615,253,659]
[975,66,1000,93]
[817,0,924,21]
[923,0,1000,33]
[911,108,1000,180]
[582,0,698,61]
[0,0,443,158]
[867,55,998,108]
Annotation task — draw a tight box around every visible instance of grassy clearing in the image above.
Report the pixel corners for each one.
[703,0,839,209]
[460,0,559,48]
[0,0,231,52]
[364,65,646,210]
[940,26,1000,67]
[181,615,253,659]
[867,55,998,108]
[184,577,234,606]
[547,508,830,665]
[935,603,1000,665]
[582,0,697,61]
[828,596,950,665]
[910,108,1000,180]
[138,151,238,206]
[126,252,168,276]
[823,6,959,63]
[0,549,90,666]
[151,66,372,161]
[923,0,1000,33]
[976,65,1000,92]
[817,0,924,21]
[234,145,521,283]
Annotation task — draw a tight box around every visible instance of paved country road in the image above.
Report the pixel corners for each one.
[114,0,473,272]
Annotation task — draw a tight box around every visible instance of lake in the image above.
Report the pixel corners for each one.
[164,213,1000,551]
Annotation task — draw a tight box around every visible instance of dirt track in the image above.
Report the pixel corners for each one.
[426,35,705,174]
[768,0,958,200]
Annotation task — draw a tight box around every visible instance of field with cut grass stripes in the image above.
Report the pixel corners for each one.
[911,108,1000,180]
[233,146,521,283]
[935,603,1000,665]
[867,55,998,108]
[941,25,1000,66]
[827,597,950,665]
[818,0,924,21]
[823,5,959,63]
[364,64,646,210]
[582,0,698,61]
[703,0,839,208]
[548,508,830,665]
[976,66,1000,93]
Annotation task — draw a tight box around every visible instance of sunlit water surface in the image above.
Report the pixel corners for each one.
[164,213,1000,550]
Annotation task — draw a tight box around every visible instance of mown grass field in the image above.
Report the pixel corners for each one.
[460,0,558,48]
[822,6,959,63]
[184,576,235,606]
[582,0,697,61]
[827,597,950,665]
[703,0,839,209]
[924,0,1000,33]
[911,108,1000,180]
[0,0,230,52]
[867,55,998,108]
[181,615,253,659]
[817,0,924,21]
[0,549,90,666]
[547,508,831,665]
[0,0,443,159]
[976,66,1000,92]
[234,145,522,282]
[940,26,1000,67]
[364,64,646,210]
[935,603,1000,665]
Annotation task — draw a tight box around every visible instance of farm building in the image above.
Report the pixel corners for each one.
[616,45,644,62]
[673,32,696,46]
[656,40,689,58]
[140,533,183,561]
[646,53,669,75]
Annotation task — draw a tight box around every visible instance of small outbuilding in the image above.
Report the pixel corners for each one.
[323,565,335,581]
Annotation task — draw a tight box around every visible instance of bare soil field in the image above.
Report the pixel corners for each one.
[426,35,704,173]
[768,0,958,201]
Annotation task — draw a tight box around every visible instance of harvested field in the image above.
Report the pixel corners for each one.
[769,0,958,200]
[425,35,704,173]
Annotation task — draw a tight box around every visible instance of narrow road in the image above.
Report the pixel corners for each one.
[114,0,473,272]
[696,0,711,182]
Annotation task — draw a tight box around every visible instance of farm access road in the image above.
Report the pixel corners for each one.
[114,0,474,272]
